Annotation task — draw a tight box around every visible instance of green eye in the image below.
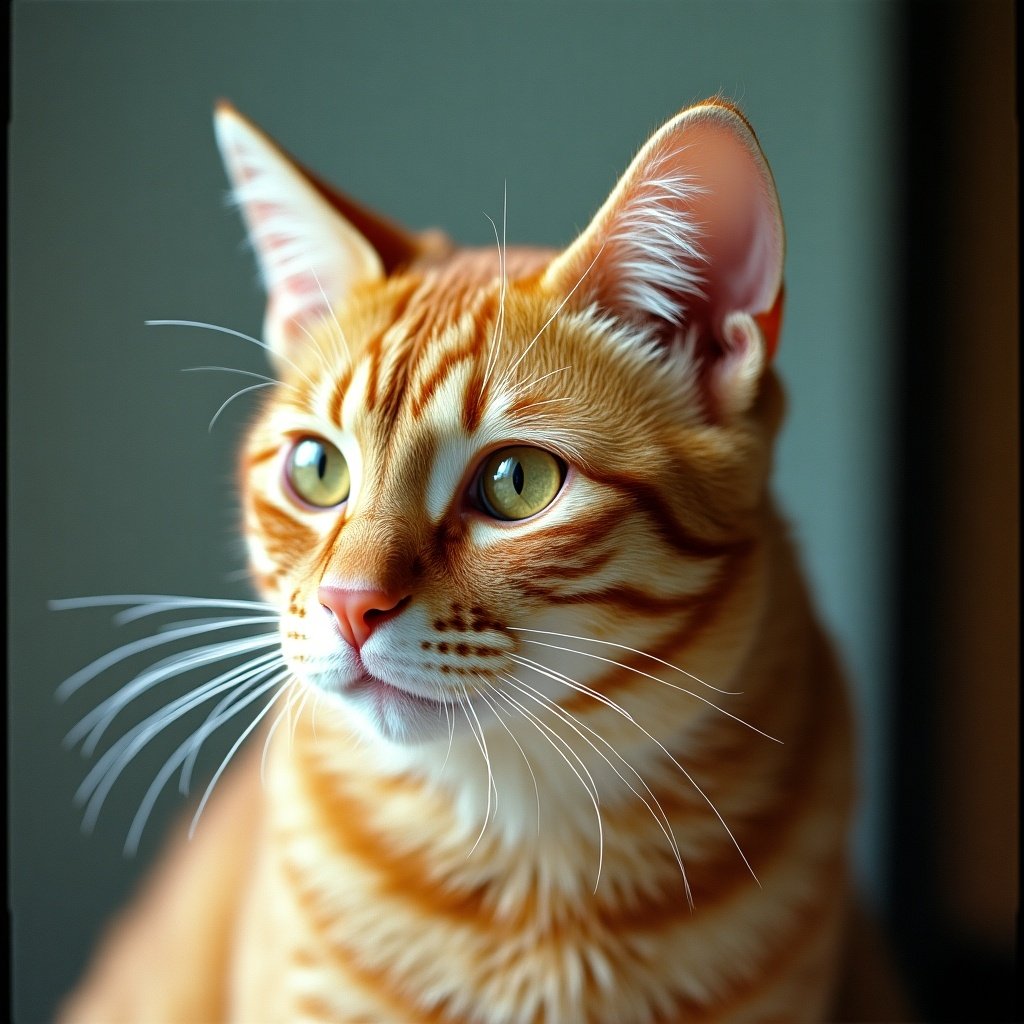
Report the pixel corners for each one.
[478,446,564,521]
[287,437,350,507]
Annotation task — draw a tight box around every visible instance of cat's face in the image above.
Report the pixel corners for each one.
[218,101,785,748]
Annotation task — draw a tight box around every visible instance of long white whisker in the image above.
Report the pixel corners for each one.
[289,687,311,754]
[516,639,778,742]
[50,595,276,617]
[480,198,508,392]
[499,672,689,902]
[188,673,293,841]
[307,266,352,368]
[290,318,333,374]
[182,365,299,392]
[488,683,604,893]
[508,396,576,412]
[457,687,495,858]
[79,659,282,831]
[439,688,456,776]
[476,677,541,835]
[500,243,604,388]
[509,653,636,721]
[123,672,287,855]
[145,319,317,388]
[68,632,281,753]
[261,679,303,784]
[516,654,760,888]
[178,651,286,793]
[75,648,282,804]
[55,616,281,703]
[509,626,741,695]
[506,364,573,400]
[207,381,276,432]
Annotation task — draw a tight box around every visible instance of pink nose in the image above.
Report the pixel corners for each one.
[318,586,410,650]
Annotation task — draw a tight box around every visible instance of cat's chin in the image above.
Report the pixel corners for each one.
[315,670,459,747]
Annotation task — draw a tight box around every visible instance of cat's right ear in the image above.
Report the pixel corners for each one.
[214,102,425,361]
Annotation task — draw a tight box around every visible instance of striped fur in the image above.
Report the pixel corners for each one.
[61,101,857,1023]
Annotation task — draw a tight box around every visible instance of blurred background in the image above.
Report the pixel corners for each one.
[9,2,1016,1021]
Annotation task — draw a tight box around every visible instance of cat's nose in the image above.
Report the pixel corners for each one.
[318,586,411,650]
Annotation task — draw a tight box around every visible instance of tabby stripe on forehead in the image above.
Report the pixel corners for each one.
[460,295,497,432]
[411,291,496,422]
[326,366,353,429]
[363,280,426,414]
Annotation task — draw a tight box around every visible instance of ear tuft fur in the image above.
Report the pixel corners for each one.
[543,101,785,418]
[213,104,385,359]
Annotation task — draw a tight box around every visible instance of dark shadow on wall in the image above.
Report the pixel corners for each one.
[890,1,1018,1020]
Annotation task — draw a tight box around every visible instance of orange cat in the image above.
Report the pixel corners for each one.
[61,99,867,1022]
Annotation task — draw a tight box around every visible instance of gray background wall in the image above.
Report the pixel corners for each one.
[10,3,897,1020]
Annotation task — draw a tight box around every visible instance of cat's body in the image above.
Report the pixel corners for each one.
[61,101,872,1022]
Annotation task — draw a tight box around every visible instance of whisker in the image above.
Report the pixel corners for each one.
[516,639,778,743]
[261,679,303,784]
[145,319,317,389]
[292,318,334,375]
[178,651,286,793]
[476,677,541,835]
[500,243,605,389]
[50,595,276,617]
[508,626,741,695]
[55,616,280,703]
[509,653,635,721]
[506,364,573,400]
[188,672,293,840]
[207,380,276,432]
[498,673,689,903]
[307,265,352,368]
[67,632,282,754]
[76,648,282,803]
[487,683,604,893]
[457,686,496,857]
[289,687,311,753]
[123,671,287,855]
[78,659,282,831]
[515,654,760,888]
[439,689,456,776]
[480,197,508,393]
[182,365,299,392]
[508,396,577,412]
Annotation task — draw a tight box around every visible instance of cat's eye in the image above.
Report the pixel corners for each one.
[286,437,350,508]
[478,446,565,521]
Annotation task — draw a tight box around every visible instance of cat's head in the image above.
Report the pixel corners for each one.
[215,100,784,750]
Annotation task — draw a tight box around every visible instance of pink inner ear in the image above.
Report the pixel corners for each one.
[221,140,331,323]
[547,106,784,366]
[657,119,783,334]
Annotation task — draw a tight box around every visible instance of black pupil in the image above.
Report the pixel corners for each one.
[512,461,525,494]
[316,450,328,479]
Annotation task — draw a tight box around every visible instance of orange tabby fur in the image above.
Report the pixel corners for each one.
[60,100,873,1022]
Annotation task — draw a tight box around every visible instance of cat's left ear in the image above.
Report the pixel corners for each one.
[542,101,784,419]
[214,102,428,360]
